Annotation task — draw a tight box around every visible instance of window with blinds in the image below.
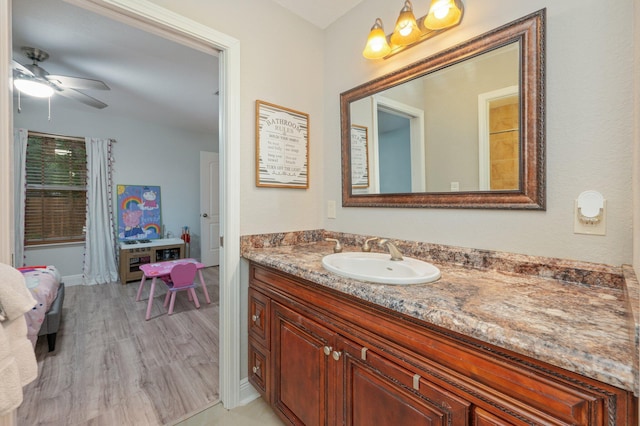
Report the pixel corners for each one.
[24,133,87,245]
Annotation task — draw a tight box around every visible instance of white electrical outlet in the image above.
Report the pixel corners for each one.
[327,200,337,219]
[450,182,460,191]
[573,199,606,235]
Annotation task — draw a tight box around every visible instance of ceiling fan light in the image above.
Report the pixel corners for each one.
[14,78,54,98]
[424,0,463,30]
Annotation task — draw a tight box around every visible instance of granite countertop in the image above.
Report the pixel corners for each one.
[241,231,639,395]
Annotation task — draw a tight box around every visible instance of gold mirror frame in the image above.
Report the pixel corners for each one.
[340,9,545,209]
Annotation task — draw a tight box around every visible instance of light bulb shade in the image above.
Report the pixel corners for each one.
[363,18,391,59]
[424,0,463,30]
[390,1,420,46]
[14,78,54,98]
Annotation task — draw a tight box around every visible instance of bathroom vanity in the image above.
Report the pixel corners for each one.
[243,232,638,426]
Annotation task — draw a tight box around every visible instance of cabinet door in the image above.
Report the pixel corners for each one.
[272,302,335,426]
[248,339,270,402]
[336,337,471,426]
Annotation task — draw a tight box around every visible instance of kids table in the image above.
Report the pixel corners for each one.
[136,258,211,320]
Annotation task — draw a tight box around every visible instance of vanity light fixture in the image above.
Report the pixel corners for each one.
[362,0,464,60]
[390,1,421,46]
[363,18,392,59]
[424,0,464,30]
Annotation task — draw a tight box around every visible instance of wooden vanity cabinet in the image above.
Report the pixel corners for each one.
[270,299,469,426]
[248,263,637,426]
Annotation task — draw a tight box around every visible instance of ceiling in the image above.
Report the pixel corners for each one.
[11,0,363,137]
[272,0,365,29]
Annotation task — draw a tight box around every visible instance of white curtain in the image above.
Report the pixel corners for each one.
[13,129,28,267]
[83,137,118,285]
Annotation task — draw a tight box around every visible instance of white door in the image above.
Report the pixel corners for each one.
[200,151,220,266]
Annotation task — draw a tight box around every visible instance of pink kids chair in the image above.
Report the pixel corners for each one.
[162,262,200,315]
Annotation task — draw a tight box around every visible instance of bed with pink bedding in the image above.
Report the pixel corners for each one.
[18,265,63,350]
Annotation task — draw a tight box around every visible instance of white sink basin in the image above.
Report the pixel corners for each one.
[322,252,441,285]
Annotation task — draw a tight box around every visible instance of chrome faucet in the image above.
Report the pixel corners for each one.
[378,239,403,261]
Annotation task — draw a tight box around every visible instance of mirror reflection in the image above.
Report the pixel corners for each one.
[350,42,520,195]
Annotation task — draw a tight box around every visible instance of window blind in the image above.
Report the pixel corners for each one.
[24,134,87,245]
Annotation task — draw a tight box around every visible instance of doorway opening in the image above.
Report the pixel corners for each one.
[373,96,426,193]
[5,0,242,413]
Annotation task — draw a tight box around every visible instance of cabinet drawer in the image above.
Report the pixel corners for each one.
[473,407,517,426]
[340,338,470,426]
[248,339,270,402]
[249,287,270,349]
[405,332,605,425]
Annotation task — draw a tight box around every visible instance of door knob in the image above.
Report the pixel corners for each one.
[323,346,332,356]
[332,351,342,361]
[202,213,209,217]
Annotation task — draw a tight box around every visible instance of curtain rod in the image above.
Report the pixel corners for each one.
[27,131,118,143]
[28,131,83,142]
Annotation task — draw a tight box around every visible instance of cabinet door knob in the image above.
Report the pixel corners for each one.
[251,314,259,323]
[323,346,332,356]
[332,351,342,361]
[252,365,260,373]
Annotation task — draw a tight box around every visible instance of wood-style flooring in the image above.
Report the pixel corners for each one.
[17,267,220,426]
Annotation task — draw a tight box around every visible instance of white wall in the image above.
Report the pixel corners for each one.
[148,0,326,237]
[14,97,215,277]
[634,0,640,276]
[324,0,635,266]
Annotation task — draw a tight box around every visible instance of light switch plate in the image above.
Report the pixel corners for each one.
[327,200,336,219]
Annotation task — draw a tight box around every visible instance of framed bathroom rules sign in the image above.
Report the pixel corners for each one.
[255,100,309,189]
[350,124,369,188]
[117,184,162,240]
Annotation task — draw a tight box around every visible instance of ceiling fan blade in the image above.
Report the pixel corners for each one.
[57,88,108,109]
[46,74,110,91]
[12,60,35,77]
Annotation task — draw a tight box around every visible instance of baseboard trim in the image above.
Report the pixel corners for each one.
[239,378,260,406]
[62,274,84,286]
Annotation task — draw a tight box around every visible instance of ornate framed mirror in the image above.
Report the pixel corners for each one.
[340,9,545,209]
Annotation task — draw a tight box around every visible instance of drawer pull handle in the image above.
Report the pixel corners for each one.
[361,347,368,361]
[413,374,421,390]
[332,351,342,361]
[323,346,332,356]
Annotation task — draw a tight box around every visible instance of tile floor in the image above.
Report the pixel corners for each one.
[176,397,284,426]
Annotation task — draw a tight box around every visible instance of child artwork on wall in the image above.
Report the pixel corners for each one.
[117,184,162,240]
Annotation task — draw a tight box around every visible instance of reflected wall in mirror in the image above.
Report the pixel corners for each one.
[341,9,545,209]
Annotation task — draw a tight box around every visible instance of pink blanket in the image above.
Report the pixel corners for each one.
[18,266,61,346]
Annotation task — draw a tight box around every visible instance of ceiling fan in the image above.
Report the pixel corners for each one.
[12,46,110,109]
